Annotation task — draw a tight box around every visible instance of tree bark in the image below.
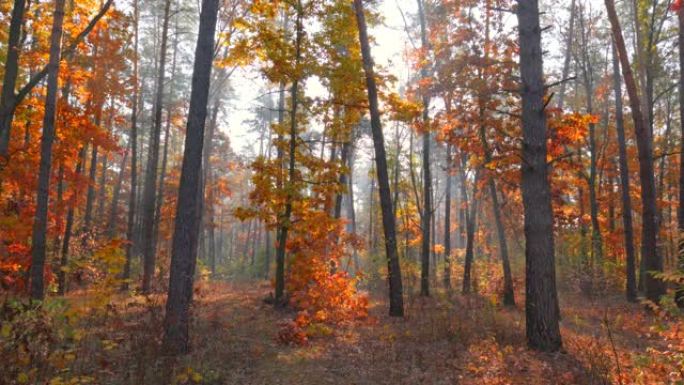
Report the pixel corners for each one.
[141,0,172,293]
[517,0,562,352]
[416,0,431,298]
[162,0,219,355]
[605,0,665,303]
[58,147,86,295]
[444,144,452,290]
[274,1,303,304]
[677,4,684,308]
[354,0,404,316]
[29,0,66,300]
[557,0,576,111]
[122,0,140,290]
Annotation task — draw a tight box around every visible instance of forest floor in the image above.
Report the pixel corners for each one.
[37,280,684,384]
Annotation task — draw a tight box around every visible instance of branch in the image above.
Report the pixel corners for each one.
[14,0,114,107]
[545,76,576,90]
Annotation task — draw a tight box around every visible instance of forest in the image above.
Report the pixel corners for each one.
[1,0,684,383]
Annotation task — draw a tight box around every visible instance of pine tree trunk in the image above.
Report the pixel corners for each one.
[29,0,66,300]
[122,0,140,290]
[0,0,27,159]
[605,0,665,303]
[162,0,219,355]
[141,0,171,293]
[58,147,86,295]
[517,0,562,352]
[557,0,576,111]
[444,144,452,290]
[354,0,404,316]
[677,4,684,308]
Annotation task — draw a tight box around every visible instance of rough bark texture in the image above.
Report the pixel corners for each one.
[29,0,66,300]
[612,42,637,303]
[605,0,665,303]
[162,0,219,355]
[517,0,562,352]
[141,0,171,293]
[354,0,404,317]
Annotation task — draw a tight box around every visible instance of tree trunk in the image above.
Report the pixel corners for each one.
[122,0,140,290]
[612,41,638,302]
[29,0,66,300]
[58,147,86,295]
[0,0,28,159]
[557,0,576,111]
[416,0,431,297]
[274,1,303,304]
[517,0,562,352]
[354,0,404,316]
[106,143,129,238]
[677,4,684,308]
[444,144,452,290]
[461,154,480,295]
[162,0,219,355]
[83,143,98,229]
[605,0,665,303]
[141,0,171,293]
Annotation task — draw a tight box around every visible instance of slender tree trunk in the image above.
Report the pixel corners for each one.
[517,0,562,352]
[58,147,86,295]
[107,143,129,238]
[122,0,140,290]
[605,0,665,303]
[274,1,303,304]
[83,142,98,229]
[0,0,28,159]
[29,0,66,300]
[612,41,637,302]
[444,144,452,290]
[677,4,684,308]
[162,0,219,355]
[557,0,576,111]
[416,0,431,297]
[354,0,404,316]
[461,154,480,294]
[141,0,171,293]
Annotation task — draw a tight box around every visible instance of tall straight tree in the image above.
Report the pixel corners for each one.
[516,0,562,352]
[162,0,220,355]
[122,0,140,290]
[141,0,172,293]
[605,0,665,303]
[29,0,67,300]
[274,1,303,304]
[612,41,637,302]
[354,0,404,317]
[417,0,431,297]
[443,144,452,290]
[677,0,684,308]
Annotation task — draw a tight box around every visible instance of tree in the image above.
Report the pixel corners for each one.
[605,0,665,303]
[676,0,684,308]
[612,41,637,302]
[353,0,404,317]
[516,0,562,352]
[141,0,172,293]
[29,0,67,300]
[162,0,220,355]
[417,0,432,298]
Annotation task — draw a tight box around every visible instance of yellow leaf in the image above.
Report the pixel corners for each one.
[17,373,29,384]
